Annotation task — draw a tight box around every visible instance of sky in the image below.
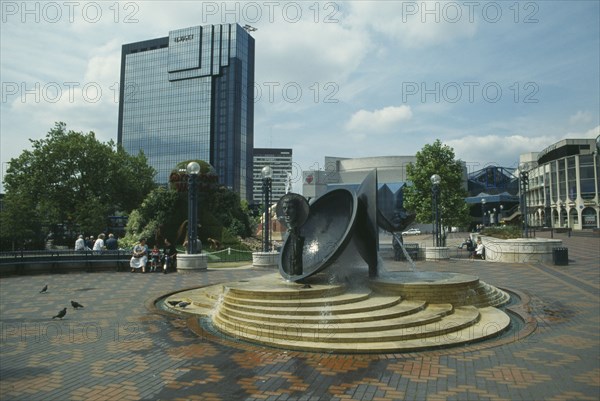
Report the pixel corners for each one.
[1,0,599,193]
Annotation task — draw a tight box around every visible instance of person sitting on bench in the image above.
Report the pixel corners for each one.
[471,239,485,259]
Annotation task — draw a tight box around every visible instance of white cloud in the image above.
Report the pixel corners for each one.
[345,105,413,134]
[563,125,600,140]
[255,19,371,86]
[346,1,477,47]
[447,126,600,171]
[569,110,593,125]
[447,134,553,169]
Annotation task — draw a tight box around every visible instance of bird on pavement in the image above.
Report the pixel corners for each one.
[71,300,84,309]
[40,284,48,293]
[177,301,190,308]
[52,308,67,319]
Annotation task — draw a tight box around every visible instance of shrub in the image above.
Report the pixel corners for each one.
[481,226,522,239]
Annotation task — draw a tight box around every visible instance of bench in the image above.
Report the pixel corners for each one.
[0,250,132,275]
[394,243,419,261]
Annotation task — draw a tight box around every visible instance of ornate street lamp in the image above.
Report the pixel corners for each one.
[481,198,486,227]
[186,161,200,254]
[262,166,273,252]
[430,174,441,247]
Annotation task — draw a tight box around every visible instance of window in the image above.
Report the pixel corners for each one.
[579,155,596,200]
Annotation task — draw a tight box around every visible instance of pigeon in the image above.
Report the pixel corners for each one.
[167,300,181,306]
[177,301,190,308]
[52,308,67,319]
[39,284,48,293]
[71,300,84,309]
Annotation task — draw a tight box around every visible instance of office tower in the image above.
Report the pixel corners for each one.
[253,148,293,205]
[117,23,255,200]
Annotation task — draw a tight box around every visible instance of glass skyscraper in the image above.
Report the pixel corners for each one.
[117,23,255,200]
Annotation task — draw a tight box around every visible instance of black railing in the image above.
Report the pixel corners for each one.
[0,249,132,274]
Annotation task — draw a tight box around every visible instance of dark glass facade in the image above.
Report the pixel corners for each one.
[117,24,255,200]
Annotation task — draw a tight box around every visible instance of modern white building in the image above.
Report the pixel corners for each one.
[302,156,417,200]
[520,138,599,230]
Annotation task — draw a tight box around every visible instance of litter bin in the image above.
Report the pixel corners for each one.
[553,247,568,266]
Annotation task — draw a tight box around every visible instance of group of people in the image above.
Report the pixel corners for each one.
[74,233,119,252]
[130,238,177,274]
[458,237,485,259]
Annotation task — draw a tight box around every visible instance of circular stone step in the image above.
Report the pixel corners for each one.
[160,272,512,353]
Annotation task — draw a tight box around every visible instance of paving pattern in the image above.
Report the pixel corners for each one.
[0,231,598,400]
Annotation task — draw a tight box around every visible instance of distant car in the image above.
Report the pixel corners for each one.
[401,228,421,236]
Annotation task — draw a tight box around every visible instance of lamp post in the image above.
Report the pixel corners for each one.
[499,204,504,223]
[492,208,497,226]
[519,163,530,238]
[186,161,200,254]
[262,166,273,252]
[430,174,441,247]
[481,198,486,228]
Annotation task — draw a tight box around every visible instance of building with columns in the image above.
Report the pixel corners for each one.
[520,138,599,230]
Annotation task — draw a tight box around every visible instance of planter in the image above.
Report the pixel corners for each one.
[177,253,208,272]
[252,251,279,268]
[425,247,449,261]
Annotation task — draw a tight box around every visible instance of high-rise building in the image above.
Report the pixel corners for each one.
[253,148,293,205]
[117,23,255,200]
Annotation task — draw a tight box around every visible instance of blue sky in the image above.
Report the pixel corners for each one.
[1,1,599,192]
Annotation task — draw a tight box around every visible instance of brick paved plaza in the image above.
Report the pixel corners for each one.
[1,231,598,400]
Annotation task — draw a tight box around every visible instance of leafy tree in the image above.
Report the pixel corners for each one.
[120,187,179,247]
[123,160,255,249]
[403,139,470,231]
[0,122,156,249]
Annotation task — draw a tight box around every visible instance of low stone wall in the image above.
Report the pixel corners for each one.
[477,235,562,263]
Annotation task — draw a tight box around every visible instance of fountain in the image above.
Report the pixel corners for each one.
[161,171,512,353]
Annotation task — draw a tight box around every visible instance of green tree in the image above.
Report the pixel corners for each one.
[121,187,179,247]
[0,122,156,249]
[123,160,255,249]
[403,139,470,231]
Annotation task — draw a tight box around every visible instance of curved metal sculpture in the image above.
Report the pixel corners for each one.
[276,193,310,276]
[277,170,380,282]
[278,188,357,281]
